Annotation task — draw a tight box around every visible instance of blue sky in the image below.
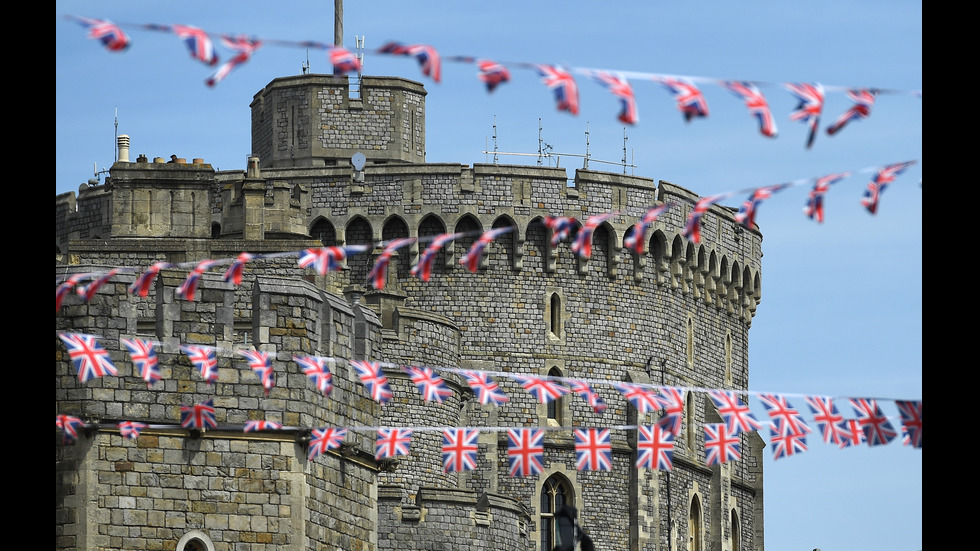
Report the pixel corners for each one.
[56,2,922,549]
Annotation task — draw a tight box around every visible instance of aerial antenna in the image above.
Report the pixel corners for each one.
[355,35,365,73]
[622,127,628,174]
[114,106,119,164]
[537,118,553,166]
[302,50,310,74]
[583,122,591,170]
[492,115,499,164]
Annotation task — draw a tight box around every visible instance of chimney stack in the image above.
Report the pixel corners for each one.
[117,134,131,162]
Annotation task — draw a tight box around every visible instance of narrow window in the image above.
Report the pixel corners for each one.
[547,367,563,425]
[725,332,733,387]
[550,293,562,337]
[688,495,703,551]
[686,316,695,366]
[731,509,741,551]
[541,475,572,551]
[686,391,696,449]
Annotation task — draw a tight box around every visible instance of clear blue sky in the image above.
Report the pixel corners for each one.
[56,2,922,549]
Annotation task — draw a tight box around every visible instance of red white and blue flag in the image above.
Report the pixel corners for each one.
[244,420,282,433]
[368,237,417,290]
[757,393,811,437]
[442,429,480,472]
[734,183,791,229]
[238,349,276,395]
[57,414,86,444]
[723,81,777,137]
[574,428,613,471]
[76,268,122,302]
[589,71,639,125]
[636,424,675,470]
[350,359,393,404]
[70,16,131,52]
[827,88,877,136]
[849,398,898,446]
[507,429,545,476]
[57,273,91,311]
[293,355,334,397]
[379,42,441,83]
[542,216,578,247]
[513,375,570,404]
[118,421,147,440]
[569,380,607,414]
[121,337,161,388]
[169,24,218,66]
[614,383,665,414]
[803,172,850,223]
[477,59,511,93]
[180,399,217,430]
[222,252,255,286]
[177,259,219,301]
[657,387,685,436]
[58,332,118,383]
[624,205,669,255]
[704,423,741,465]
[207,35,263,87]
[329,46,362,75]
[683,194,731,244]
[861,160,915,215]
[180,344,219,385]
[376,428,413,460]
[707,390,762,435]
[895,400,922,449]
[571,211,617,259]
[837,418,867,449]
[308,428,347,461]
[769,422,808,461]
[403,365,453,403]
[129,261,172,297]
[298,245,370,275]
[460,227,512,273]
[411,232,462,282]
[459,370,510,406]
[656,76,709,121]
[804,395,848,446]
[535,64,580,115]
[785,82,825,148]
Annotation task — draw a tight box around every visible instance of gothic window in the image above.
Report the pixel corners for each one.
[688,495,703,551]
[540,474,573,551]
[547,366,563,426]
[550,293,562,338]
[731,508,741,551]
[724,332,733,387]
[686,316,695,366]
[686,391,696,450]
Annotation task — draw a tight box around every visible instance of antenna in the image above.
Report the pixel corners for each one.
[302,50,310,74]
[622,127,628,174]
[114,106,119,164]
[583,122,590,170]
[537,118,553,166]
[355,35,365,73]
[492,115,499,164]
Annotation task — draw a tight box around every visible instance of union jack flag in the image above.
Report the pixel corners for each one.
[70,16,130,52]
[349,359,393,404]
[704,423,741,465]
[411,232,462,282]
[238,349,276,395]
[57,414,86,444]
[477,58,511,93]
[895,400,922,449]
[459,370,510,406]
[308,427,347,461]
[328,46,362,75]
[708,390,762,435]
[849,398,898,446]
[513,375,570,404]
[58,332,118,383]
[460,227,512,273]
[76,268,122,302]
[57,273,91,311]
[442,428,480,472]
[682,193,731,244]
[574,428,613,471]
[734,183,791,229]
[176,259,219,301]
[614,383,665,414]
[244,420,282,432]
[624,205,669,255]
[803,172,851,223]
[403,365,453,403]
[171,24,218,66]
[378,42,441,83]
[861,161,916,215]
[541,216,578,247]
[368,237,417,290]
[293,355,334,397]
[535,64,580,115]
[571,211,618,259]
[206,35,263,86]
[657,387,685,436]
[180,344,219,385]
[118,421,147,440]
[376,428,413,460]
[507,429,545,476]
[837,418,866,448]
[804,395,848,446]
[298,244,370,275]
[129,261,172,297]
[826,88,877,136]
[121,337,161,388]
[180,399,217,430]
[785,82,825,148]
[222,252,255,286]
[636,424,675,470]
[769,422,808,460]
[756,393,811,437]
[656,76,709,121]
[723,81,777,137]
[589,71,639,125]
[569,380,607,414]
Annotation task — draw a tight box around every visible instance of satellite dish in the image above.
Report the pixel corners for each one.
[351,152,366,170]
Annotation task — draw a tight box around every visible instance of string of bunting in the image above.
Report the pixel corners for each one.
[63,15,920,148]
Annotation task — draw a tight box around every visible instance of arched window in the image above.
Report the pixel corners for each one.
[688,495,703,551]
[724,332,733,387]
[177,530,215,551]
[686,316,695,366]
[547,366,563,425]
[685,391,696,449]
[550,293,562,337]
[731,508,741,551]
[540,474,573,551]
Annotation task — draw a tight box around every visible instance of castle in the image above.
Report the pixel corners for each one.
[56,70,766,550]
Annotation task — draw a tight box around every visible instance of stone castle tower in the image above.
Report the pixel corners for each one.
[56,70,766,550]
